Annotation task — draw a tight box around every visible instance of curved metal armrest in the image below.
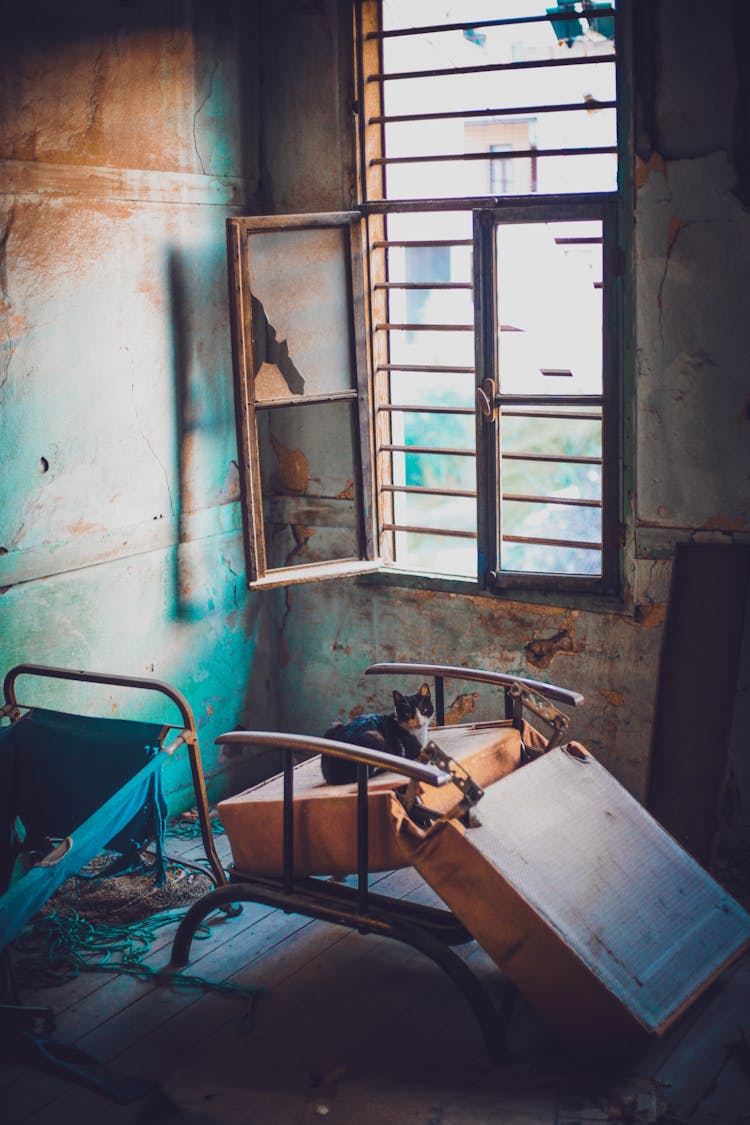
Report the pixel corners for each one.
[3,663,199,732]
[2,663,227,890]
[365,662,584,708]
[215,730,453,788]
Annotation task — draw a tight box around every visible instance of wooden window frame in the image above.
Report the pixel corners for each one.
[227,212,379,589]
[353,0,624,598]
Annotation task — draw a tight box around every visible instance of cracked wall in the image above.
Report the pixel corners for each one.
[0,1,280,809]
[2,0,748,833]
[265,0,750,812]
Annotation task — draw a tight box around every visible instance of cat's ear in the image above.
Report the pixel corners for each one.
[419,683,431,697]
[392,690,406,707]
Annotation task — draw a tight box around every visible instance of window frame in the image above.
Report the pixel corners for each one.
[354,0,625,600]
[226,211,379,589]
[474,194,621,597]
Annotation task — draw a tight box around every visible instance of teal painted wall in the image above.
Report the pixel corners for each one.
[0,1,281,810]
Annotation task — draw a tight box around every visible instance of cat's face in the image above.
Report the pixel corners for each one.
[393,683,434,743]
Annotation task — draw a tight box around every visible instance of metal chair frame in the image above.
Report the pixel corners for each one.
[170,662,584,1062]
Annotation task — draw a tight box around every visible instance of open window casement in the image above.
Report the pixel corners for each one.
[227,212,379,589]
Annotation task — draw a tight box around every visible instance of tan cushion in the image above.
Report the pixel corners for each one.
[218,720,540,877]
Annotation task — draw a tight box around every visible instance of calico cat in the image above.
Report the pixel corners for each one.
[320,683,434,785]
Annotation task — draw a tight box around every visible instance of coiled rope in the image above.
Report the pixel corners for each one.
[13,905,258,1003]
[11,813,259,1005]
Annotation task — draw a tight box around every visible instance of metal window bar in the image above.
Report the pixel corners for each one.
[366,9,615,40]
[375,322,473,332]
[502,533,601,550]
[373,282,473,290]
[503,493,601,508]
[502,451,602,466]
[371,146,617,169]
[554,236,604,245]
[381,444,476,457]
[367,54,616,84]
[371,239,472,248]
[502,409,603,420]
[378,404,474,415]
[375,363,475,374]
[383,523,477,539]
[383,483,477,498]
[370,100,616,126]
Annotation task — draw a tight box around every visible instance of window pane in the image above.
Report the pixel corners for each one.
[388,371,475,408]
[388,328,475,367]
[496,221,603,395]
[502,412,602,457]
[247,227,355,401]
[393,530,477,579]
[391,448,476,492]
[257,401,362,571]
[501,456,602,503]
[392,491,477,534]
[501,540,601,576]
[386,279,474,327]
[378,2,617,201]
[502,499,601,544]
[384,154,616,200]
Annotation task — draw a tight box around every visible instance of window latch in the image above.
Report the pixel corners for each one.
[476,378,497,422]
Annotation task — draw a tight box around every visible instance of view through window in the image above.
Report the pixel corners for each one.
[358,0,620,589]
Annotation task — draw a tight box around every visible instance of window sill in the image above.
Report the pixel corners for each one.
[359,565,630,616]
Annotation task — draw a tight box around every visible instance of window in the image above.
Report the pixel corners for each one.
[226,213,378,588]
[228,1,623,594]
[357,0,621,595]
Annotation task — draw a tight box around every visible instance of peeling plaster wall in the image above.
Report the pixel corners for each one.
[0,1,280,809]
[260,0,750,810]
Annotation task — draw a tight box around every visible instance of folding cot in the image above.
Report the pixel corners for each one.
[171,662,750,1061]
[0,662,226,1040]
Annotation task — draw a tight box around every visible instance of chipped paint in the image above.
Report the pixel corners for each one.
[525,627,576,670]
[634,151,667,190]
[270,433,309,494]
[445,691,480,724]
[703,514,747,531]
[255,361,294,400]
[635,603,666,628]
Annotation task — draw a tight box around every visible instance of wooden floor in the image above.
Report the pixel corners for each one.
[3,829,750,1125]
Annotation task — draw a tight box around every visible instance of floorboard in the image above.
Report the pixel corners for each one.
[3,828,750,1125]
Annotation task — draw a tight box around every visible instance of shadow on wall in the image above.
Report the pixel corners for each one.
[165,245,283,801]
[168,243,232,623]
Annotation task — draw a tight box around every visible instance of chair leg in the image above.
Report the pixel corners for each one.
[169,884,244,967]
[387,918,512,1065]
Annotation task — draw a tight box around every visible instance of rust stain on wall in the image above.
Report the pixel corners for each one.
[525,621,577,669]
[336,479,354,500]
[67,518,101,536]
[600,690,625,707]
[221,460,240,503]
[634,151,666,190]
[703,514,747,531]
[271,433,309,494]
[635,602,666,628]
[445,691,480,724]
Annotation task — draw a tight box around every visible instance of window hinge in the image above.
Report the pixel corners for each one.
[476,378,497,422]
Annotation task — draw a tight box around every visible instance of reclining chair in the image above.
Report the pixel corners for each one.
[170,662,750,1062]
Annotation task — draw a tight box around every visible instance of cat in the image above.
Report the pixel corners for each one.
[320,683,434,785]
